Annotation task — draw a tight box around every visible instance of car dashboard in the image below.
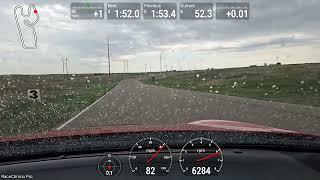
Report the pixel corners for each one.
[1,144,319,179]
[1,130,320,179]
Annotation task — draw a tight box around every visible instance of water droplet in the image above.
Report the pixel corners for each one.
[232,82,237,88]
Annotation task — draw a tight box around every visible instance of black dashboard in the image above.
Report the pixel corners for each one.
[1,147,320,179]
[1,131,320,179]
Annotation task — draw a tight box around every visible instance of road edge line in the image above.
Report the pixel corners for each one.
[56,91,111,130]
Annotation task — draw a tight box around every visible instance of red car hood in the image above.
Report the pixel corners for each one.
[0,120,297,142]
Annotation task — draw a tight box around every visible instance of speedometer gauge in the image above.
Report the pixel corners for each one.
[128,137,172,176]
[179,137,223,176]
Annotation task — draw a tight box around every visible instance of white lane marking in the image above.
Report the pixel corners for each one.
[56,91,111,130]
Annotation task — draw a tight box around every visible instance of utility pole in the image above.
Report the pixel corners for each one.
[61,57,65,79]
[122,60,128,79]
[61,57,65,74]
[126,60,129,73]
[107,38,111,76]
[65,57,69,79]
[160,53,162,72]
[123,60,126,73]
[123,60,129,73]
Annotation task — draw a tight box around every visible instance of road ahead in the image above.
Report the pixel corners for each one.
[60,79,320,134]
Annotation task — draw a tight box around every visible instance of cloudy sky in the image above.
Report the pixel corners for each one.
[0,0,319,74]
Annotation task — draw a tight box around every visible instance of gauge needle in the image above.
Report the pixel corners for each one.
[147,145,165,164]
[197,151,221,162]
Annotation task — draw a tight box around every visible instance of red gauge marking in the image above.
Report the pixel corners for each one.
[147,145,165,164]
[34,9,38,14]
[197,151,221,162]
[107,165,112,171]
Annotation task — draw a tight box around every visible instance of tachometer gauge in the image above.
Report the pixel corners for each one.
[128,137,172,176]
[179,137,223,176]
[97,154,121,176]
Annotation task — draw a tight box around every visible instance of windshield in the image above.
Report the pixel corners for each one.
[0,0,319,140]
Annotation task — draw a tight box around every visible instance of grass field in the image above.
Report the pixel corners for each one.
[1,64,319,136]
[0,73,140,136]
[144,63,320,107]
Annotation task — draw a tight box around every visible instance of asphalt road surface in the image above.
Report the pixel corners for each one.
[60,79,320,135]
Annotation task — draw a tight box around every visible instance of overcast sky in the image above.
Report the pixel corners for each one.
[0,0,319,74]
